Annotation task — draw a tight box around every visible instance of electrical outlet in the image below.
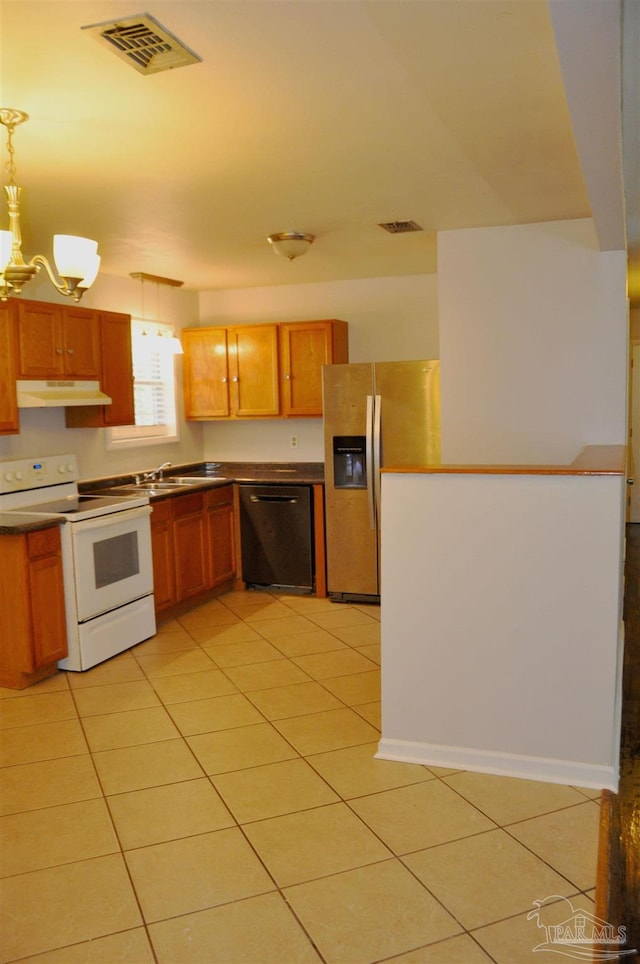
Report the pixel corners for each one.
[290,436,298,448]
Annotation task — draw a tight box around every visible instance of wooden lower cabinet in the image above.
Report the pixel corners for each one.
[206,485,236,587]
[151,486,237,615]
[0,526,68,688]
[173,493,209,601]
[150,500,176,612]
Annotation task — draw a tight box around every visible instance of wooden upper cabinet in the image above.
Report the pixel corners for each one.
[65,311,134,428]
[16,300,100,379]
[183,324,279,419]
[60,307,101,377]
[15,301,61,378]
[279,319,349,416]
[0,300,19,434]
[183,327,230,418]
[183,319,348,420]
[97,311,135,426]
[229,324,279,417]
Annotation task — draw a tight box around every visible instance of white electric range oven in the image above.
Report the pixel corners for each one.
[0,454,156,671]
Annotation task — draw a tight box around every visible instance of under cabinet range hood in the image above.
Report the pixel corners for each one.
[16,380,113,408]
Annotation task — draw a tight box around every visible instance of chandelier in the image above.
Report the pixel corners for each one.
[0,108,101,302]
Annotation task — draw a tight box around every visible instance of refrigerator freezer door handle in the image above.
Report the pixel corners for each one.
[366,394,376,529]
[373,394,382,523]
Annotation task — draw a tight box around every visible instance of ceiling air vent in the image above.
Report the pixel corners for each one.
[378,220,423,234]
[82,13,202,75]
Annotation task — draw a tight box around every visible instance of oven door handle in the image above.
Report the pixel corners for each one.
[71,504,152,531]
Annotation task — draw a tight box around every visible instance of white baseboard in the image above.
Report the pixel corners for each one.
[375,737,618,791]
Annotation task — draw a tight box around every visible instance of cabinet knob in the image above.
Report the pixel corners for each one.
[56,347,63,354]
[285,373,291,380]
[221,377,228,383]
[66,347,74,354]
[232,376,239,382]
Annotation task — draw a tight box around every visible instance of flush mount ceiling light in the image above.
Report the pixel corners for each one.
[268,232,315,261]
[0,108,101,302]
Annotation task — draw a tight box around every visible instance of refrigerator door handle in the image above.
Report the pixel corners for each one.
[366,394,376,529]
[373,394,382,522]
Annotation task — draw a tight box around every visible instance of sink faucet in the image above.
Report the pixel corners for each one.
[137,461,172,483]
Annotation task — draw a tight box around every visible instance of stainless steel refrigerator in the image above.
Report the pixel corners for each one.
[322,360,440,602]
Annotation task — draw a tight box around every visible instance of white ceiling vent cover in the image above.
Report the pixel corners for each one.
[82,13,202,75]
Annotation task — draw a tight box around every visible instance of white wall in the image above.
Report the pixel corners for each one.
[198,274,439,462]
[378,469,625,789]
[0,272,205,480]
[438,219,629,463]
[377,217,630,789]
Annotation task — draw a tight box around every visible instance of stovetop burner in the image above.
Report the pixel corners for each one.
[0,454,149,520]
[20,494,142,517]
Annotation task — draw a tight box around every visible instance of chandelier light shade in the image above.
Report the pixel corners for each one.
[267,231,315,261]
[0,108,101,302]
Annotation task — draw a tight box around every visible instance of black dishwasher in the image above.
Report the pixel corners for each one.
[239,485,314,592]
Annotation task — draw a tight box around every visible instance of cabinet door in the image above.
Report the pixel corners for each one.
[151,501,176,612]
[100,312,134,425]
[229,324,279,417]
[173,494,208,600]
[207,487,236,587]
[0,300,19,434]
[30,555,68,665]
[279,320,349,417]
[65,311,134,428]
[16,301,100,378]
[0,535,34,674]
[28,528,67,667]
[183,328,230,418]
[61,307,100,377]
[16,300,64,377]
[208,504,236,586]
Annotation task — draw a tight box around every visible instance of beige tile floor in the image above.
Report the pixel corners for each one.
[0,590,602,963]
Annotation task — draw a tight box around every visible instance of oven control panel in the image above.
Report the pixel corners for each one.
[0,454,78,494]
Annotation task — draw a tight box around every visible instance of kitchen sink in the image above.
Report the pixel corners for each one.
[106,481,193,495]
[167,476,227,484]
[103,477,228,498]
[134,481,192,489]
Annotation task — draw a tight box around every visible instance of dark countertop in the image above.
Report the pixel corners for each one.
[0,513,65,535]
[205,462,324,484]
[81,461,324,498]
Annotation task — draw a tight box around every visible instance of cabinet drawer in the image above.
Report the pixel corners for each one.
[27,527,61,558]
[172,492,205,518]
[206,485,233,508]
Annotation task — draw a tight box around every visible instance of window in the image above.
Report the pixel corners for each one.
[107,319,179,449]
